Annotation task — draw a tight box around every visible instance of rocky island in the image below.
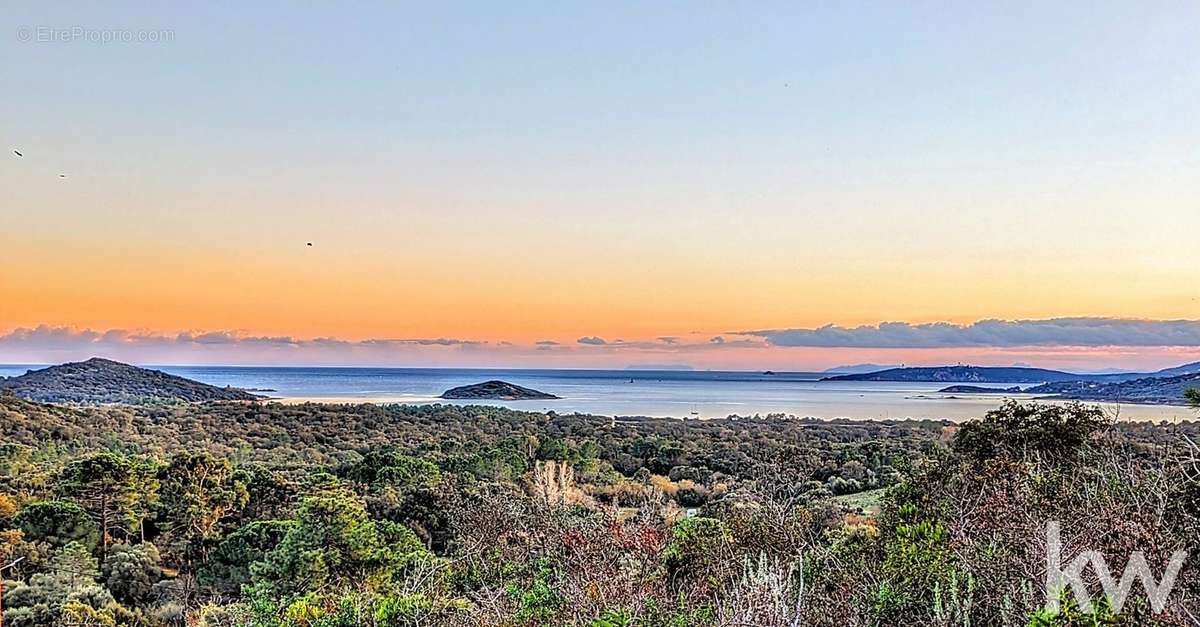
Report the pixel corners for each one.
[440,380,560,400]
[938,385,1023,394]
[0,357,263,404]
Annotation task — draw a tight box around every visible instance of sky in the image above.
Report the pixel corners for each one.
[2,2,1199,370]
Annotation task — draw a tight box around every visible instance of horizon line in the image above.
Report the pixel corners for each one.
[0,359,1172,375]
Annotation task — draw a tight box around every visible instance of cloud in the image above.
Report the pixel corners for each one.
[739,318,1200,348]
[0,326,486,352]
[185,331,243,345]
[359,338,485,347]
[0,326,736,358]
[5,322,1199,371]
[308,337,353,348]
[0,326,103,349]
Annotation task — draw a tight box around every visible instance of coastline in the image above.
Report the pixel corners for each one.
[270,393,1195,423]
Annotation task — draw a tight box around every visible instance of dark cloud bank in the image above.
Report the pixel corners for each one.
[739,318,1200,348]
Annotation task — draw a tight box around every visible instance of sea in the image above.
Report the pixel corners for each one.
[0,364,1193,423]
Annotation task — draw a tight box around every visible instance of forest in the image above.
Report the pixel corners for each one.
[0,393,1198,626]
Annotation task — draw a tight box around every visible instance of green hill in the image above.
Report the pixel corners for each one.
[0,357,263,404]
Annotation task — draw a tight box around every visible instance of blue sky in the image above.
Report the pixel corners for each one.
[3,2,1199,368]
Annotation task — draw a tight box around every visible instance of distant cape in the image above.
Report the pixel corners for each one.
[822,365,1096,384]
[822,361,1200,385]
[1026,372,1200,405]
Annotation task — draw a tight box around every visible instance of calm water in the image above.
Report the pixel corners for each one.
[2,364,1193,422]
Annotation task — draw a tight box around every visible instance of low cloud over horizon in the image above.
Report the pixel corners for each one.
[4,318,1200,371]
[0,325,764,368]
[740,318,1200,349]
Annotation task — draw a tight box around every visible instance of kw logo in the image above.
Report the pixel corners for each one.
[1045,521,1188,614]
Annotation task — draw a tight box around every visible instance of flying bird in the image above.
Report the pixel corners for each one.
[58,174,67,178]
[306,242,313,247]
[12,150,22,157]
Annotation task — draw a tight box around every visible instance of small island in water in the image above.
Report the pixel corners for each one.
[440,380,560,400]
[938,385,1023,394]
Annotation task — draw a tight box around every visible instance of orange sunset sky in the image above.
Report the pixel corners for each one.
[3,3,1199,370]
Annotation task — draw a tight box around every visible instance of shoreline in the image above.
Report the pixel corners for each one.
[269,394,1196,423]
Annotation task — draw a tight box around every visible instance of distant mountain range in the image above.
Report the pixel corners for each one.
[822,363,903,375]
[0,357,263,404]
[1147,361,1200,378]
